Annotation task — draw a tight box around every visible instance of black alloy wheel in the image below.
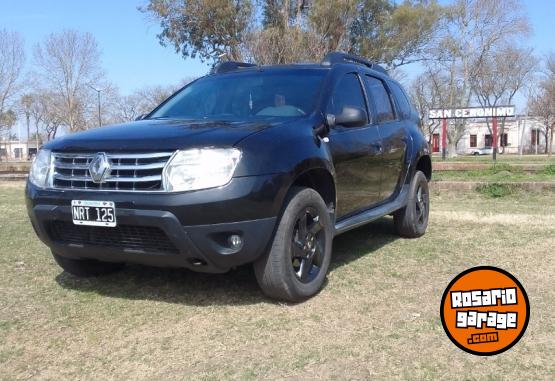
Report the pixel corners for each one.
[291,207,325,283]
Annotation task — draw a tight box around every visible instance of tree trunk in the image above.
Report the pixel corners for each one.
[25,113,30,158]
[283,0,290,28]
[448,141,458,158]
[549,125,554,157]
[35,122,40,151]
[26,116,30,139]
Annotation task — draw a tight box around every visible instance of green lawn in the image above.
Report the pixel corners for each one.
[434,154,555,164]
[433,163,555,182]
[0,182,553,380]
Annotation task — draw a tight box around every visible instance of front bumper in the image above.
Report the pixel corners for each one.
[26,174,287,273]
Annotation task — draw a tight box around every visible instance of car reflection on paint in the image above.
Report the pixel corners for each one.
[470,146,493,155]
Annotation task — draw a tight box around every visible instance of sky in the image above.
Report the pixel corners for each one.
[1,0,554,132]
[0,0,210,93]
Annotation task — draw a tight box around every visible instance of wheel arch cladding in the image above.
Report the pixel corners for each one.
[416,155,432,181]
[291,168,336,211]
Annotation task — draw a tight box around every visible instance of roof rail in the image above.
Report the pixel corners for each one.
[321,52,388,76]
[212,61,257,74]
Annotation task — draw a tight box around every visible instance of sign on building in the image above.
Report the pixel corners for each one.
[428,106,515,120]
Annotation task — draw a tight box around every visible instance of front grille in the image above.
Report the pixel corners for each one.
[48,221,179,254]
[51,152,173,191]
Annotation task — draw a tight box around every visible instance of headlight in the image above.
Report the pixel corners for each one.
[29,149,52,188]
[163,148,241,192]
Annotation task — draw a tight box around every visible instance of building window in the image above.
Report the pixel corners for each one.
[531,129,538,146]
[485,134,492,147]
[469,135,477,148]
[500,133,508,147]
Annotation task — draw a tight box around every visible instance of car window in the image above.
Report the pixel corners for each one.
[328,73,368,124]
[364,76,395,123]
[389,81,412,119]
[150,70,326,121]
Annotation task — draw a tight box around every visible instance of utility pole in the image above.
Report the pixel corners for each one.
[87,84,103,127]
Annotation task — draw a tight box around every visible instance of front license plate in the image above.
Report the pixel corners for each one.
[71,200,117,227]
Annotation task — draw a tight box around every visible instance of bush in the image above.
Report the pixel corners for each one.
[476,183,517,198]
[462,164,521,180]
[540,164,555,176]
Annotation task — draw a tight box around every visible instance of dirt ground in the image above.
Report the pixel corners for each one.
[0,183,553,380]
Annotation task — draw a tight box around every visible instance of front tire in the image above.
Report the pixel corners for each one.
[254,187,333,302]
[52,252,124,277]
[393,170,429,238]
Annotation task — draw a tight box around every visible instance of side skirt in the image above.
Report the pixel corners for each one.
[333,184,410,236]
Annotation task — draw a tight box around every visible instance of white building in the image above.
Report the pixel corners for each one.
[428,116,553,155]
[0,139,40,161]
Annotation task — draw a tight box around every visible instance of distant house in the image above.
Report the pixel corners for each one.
[0,139,41,161]
[427,116,553,155]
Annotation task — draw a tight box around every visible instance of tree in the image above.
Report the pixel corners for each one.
[471,46,538,156]
[0,110,16,139]
[0,30,25,136]
[141,0,443,66]
[529,54,555,156]
[33,30,105,132]
[349,0,442,68]
[35,93,63,142]
[17,91,64,143]
[108,85,176,123]
[20,94,33,141]
[309,0,357,52]
[140,0,253,62]
[410,70,443,143]
[421,0,530,157]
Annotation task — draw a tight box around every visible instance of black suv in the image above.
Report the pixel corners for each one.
[26,52,431,302]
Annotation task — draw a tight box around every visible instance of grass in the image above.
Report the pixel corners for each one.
[1,182,554,380]
[433,162,555,182]
[437,154,555,164]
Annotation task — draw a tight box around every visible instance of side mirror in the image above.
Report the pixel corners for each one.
[332,106,368,128]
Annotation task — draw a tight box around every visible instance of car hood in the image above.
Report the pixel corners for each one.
[44,118,281,152]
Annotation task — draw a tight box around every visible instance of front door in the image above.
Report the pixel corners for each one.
[432,134,440,152]
[327,73,382,219]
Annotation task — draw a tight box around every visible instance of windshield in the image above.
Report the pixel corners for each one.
[149,69,326,121]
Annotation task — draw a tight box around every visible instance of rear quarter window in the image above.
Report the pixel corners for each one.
[388,81,412,119]
[364,76,395,123]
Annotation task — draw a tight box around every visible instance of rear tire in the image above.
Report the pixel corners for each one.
[52,252,124,277]
[393,170,429,238]
[254,187,333,302]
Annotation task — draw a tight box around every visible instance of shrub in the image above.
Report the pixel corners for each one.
[476,183,517,198]
[540,164,555,176]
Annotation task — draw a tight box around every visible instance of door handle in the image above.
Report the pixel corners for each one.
[371,143,383,154]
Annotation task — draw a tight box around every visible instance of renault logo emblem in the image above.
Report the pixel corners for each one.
[89,152,111,183]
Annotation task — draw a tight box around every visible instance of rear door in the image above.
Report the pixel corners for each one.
[327,73,382,218]
[363,76,407,201]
